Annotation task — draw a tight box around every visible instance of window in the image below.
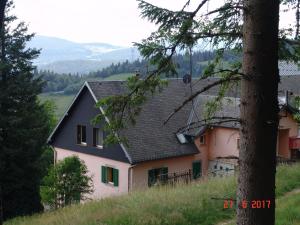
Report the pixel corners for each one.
[237,138,240,149]
[101,166,119,186]
[148,167,168,187]
[93,128,104,148]
[200,135,206,144]
[77,125,86,145]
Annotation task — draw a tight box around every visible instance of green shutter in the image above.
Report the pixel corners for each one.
[192,161,202,179]
[113,168,119,187]
[148,169,155,187]
[101,166,107,183]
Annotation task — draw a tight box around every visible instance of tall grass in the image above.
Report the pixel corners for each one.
[5,163,300,225]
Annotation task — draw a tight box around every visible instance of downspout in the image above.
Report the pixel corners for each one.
[128,164,137,193]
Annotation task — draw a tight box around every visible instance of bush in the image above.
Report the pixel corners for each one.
[41,156,93,209]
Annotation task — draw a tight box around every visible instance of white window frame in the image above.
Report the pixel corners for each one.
[77,125,87,146]
[93,128,104,149]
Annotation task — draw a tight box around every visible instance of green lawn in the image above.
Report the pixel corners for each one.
[39,93,75,119]
[103,73,133,81]
[5,164,300,225]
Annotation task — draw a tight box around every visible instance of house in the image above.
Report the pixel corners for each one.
[48,80,213,199]
[184,94,300,177]
[48,77,300,199]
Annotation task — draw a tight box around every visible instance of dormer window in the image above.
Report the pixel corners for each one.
[200,135,206,144]
[77,125,86,145]
[93,128,104,148]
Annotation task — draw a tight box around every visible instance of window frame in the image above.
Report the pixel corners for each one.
[200,135,206,144]
[93,128,104,149]
[101,166,119,187]
[77,125,87,146]
[148,167,168,187]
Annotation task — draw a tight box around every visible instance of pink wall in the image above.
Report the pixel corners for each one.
[279,113,298,137]
[278,113,298,158]
[131,153,202,189]
[278,129,289,158]
[207,127,239,159]
[55,147,131,199]
[193,112,298,170]
[194,134,209,176]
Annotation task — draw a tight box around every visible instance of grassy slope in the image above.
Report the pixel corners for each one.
[103,73,133,81]
[5,164,300,225]
[39,93,75,119]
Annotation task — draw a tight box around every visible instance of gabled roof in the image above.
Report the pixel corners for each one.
[50,79,230,164]
[48,76,300,163]
[87,79,207,163]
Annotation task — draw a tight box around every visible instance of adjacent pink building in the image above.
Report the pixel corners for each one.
[48,79,300,199]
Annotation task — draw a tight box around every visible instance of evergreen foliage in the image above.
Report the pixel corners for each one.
[0,1,55,221]
[36,50,237,95]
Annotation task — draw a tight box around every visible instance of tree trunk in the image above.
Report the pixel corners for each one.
[237,0,279,225]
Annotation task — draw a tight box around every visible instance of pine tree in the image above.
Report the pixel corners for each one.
[96,0,300,224]
[0,1,53,221]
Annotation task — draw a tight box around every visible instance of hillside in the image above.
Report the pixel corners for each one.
[39,60,116,75]
[28,36,140,73]
[5,164,300,225]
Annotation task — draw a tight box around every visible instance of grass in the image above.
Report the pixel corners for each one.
[39,93,75,119]
[5,163,300,225]
[103,73,133,81]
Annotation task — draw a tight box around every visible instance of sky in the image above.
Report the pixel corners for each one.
[12,0,295,47]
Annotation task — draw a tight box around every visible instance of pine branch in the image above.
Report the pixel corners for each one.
[204,3,244,17]
[177,116,240,133]
[193,31,242,39]
[164,76,241,125]
[179,118,240,133]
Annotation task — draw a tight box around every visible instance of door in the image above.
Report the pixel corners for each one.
[192,161,202,179]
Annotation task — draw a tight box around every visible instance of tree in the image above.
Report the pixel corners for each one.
[95,0,300,224]
[0,1,54,221]
[41,156,93,209]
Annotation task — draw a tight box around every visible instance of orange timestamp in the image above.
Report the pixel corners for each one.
[224,200,272,209]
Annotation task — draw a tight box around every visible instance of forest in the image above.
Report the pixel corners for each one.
[37,50,239,94]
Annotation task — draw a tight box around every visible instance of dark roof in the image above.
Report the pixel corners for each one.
[87,79,227,164]
[279,75,300,95]
[279,61,300,76]
[185,95,241,136]
[49,75,300,164]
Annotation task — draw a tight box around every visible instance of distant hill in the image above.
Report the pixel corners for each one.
[39,60,116,75]
[28,35,140,74]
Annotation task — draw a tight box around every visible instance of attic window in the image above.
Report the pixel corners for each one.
[93,128,104,148]
[77,125,86,145]
[200,135,206,144]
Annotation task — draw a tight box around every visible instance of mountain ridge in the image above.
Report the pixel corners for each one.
[28,35,140,74]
